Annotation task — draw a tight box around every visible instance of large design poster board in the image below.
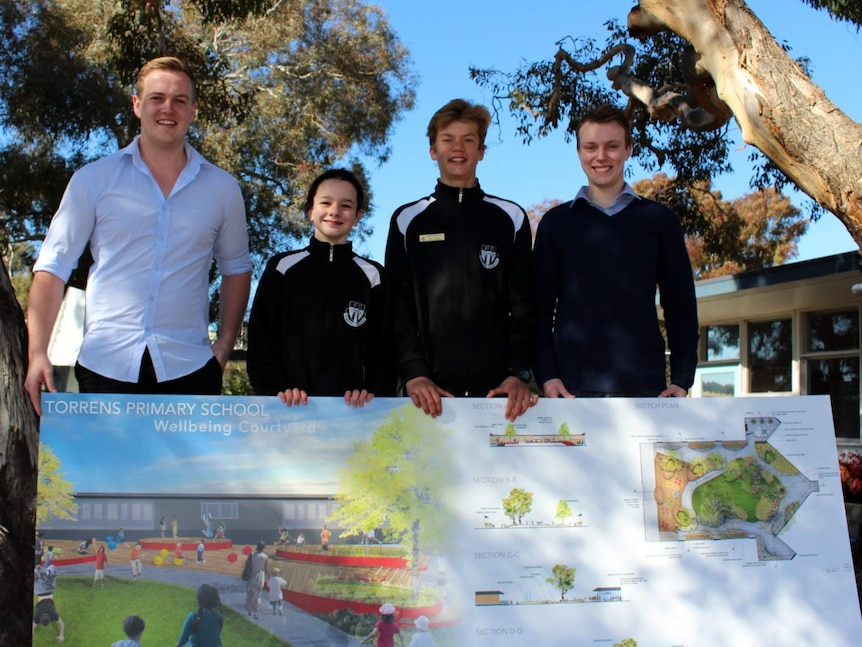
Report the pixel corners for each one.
[39,394,861,645]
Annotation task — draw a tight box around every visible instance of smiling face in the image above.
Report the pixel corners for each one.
[308,179,363,244]
[132,69,197,153]
[430,119,485,188]
[577,120,632,196]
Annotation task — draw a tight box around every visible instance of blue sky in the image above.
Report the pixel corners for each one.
[42,393,403,495]
[354,0,859,264]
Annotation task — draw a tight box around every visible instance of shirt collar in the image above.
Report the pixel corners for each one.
[124,137,205,177]
[572,183,640,216]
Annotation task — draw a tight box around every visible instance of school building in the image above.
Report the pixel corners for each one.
[689,250,861,453]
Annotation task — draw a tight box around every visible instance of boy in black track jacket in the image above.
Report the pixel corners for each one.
[248,169,392,406]
[385,99,536,422]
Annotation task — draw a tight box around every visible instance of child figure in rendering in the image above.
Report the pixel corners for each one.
[111,614,146,647]
[174,543,186,565]
[407,615,437,647]
[196,539,206,564]
[176,583,224,647]
[32,590,65,643]
[247,168,393,407]
[268,567,287,616]
[361,602,404,647]
[93,545,108,587]
[129,542,144,579]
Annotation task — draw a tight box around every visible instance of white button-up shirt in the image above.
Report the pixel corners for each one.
[35,138,252,382]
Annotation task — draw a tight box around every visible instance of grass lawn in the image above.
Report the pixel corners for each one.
[32,576,292,647]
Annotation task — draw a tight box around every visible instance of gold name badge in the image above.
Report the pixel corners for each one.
[419,233,446,242]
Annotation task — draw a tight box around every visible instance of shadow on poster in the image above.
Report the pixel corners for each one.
[34,393,862,646]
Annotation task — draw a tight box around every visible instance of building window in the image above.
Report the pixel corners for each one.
[201,502,238,521]
[804,310,860,439]
[748,319,792,393]
[704,324,740,362]
[808,311,859,352]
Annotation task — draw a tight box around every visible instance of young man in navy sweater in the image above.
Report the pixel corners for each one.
[533,104,698,398]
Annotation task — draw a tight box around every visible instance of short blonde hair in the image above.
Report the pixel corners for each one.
[427,99,491,149]
[136,56,196,103]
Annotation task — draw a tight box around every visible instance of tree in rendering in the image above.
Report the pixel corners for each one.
[555,500,573,525]
[332,404,455,599]
[36,445,77,526]
[502,487,534,526]
[546,563,576,601]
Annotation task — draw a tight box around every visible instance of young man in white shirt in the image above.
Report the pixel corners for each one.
[25,57,252,414]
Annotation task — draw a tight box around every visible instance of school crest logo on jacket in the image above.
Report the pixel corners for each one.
[343,301,367,327]
[479,244,499,269]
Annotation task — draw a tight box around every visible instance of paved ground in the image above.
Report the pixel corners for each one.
[58,562,364,647]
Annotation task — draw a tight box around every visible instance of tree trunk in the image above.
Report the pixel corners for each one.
[0,257,38,644]
[633,0,862,247]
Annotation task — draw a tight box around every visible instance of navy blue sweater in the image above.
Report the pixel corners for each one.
[532,196,698,394]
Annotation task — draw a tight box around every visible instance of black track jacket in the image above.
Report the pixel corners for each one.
[247,237,393,396]
[385,181,534,395]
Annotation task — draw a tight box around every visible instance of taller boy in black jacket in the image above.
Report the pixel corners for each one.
[385,99,536,421]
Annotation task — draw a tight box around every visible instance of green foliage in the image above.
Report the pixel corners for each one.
[331,404,456,592]
[502,487,533,525]
[0,0,415,286]
[658,452,682,472]
[312,576,438,606]
[36,444,77,526]
[10,267,32,312]
[558,421,570,437]
[470,5,860,235]
[302,544,407,558]
[555,499,573,523]
[319,608,377,639]
[675,508,696,531]
[802,0,862,25]
[222,365,254,395]
[31,576,289,646]
[689,458,706,477]
[693,456,788,526]
[755,496,779,522]
[730,503,748,521]
[706,452,726,472]
[633,174,807,279]
[546,563,575,601]
[471,24,732,185]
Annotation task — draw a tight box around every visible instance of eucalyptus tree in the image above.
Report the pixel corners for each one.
[472,0,862,248]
